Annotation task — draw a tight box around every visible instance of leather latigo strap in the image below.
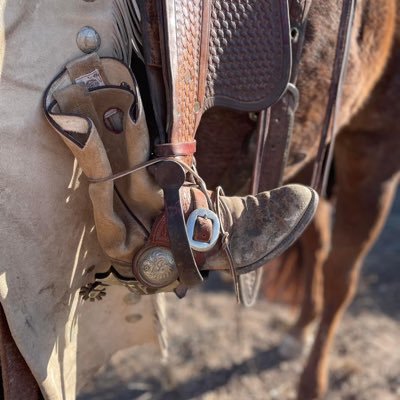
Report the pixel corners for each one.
[155,141,197,157]
[252,0,313,195]
[241,0,312,306]
[153,161,204,287]
[138,1,167,143]
[311,0,357,194]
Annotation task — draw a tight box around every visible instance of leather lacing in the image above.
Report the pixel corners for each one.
[88,156,241,302]
[215,186,240,303]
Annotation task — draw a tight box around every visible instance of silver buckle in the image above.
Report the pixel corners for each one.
[186,208,220,252]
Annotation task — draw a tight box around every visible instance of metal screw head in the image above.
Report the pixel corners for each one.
[76,26,101,54]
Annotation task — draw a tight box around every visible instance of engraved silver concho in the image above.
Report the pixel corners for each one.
[134,247,178,288]
[76,26,101,54]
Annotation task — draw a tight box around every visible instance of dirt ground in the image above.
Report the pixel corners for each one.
[80,193,400,400]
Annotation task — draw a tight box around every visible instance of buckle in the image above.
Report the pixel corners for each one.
[186,208,220,252]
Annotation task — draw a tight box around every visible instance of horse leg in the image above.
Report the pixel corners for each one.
[279,199,331,359]
[298,129,400,400]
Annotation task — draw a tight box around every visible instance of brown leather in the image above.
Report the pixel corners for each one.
[241,0,312,306]
[289,0,314,83]
[252,0,313,195]
[146,0,291,150]
[311,0,357,194]
[193,217,213,243]
[155,141,197,157]
[136,184,214,270]
[0,305,42,400]
[191,187,213,243]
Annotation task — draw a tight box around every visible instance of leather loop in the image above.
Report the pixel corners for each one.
[154,141,197,157]
[193,216,213,243]
[153,161,203,287]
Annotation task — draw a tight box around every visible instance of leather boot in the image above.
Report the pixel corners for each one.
[204,184,318,274]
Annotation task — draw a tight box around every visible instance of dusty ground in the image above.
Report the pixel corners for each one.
[80,193,400,400]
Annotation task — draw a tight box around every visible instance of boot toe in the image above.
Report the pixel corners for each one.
[230,184,318,273]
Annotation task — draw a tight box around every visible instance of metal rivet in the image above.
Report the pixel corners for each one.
[76,26,101,54]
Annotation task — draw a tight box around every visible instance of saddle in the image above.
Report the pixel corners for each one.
[138,0,299,303]
[139,0,293,301]
[1,1,358,399]
[43,0,354,303]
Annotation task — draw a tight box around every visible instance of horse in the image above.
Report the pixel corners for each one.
[279,17,400,400]
[195,0,399,399]
[0,0,398,399]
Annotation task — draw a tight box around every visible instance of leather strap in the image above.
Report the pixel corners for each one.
[251,0,313,195]
[289,0,314,83]
[191,188,213,244]
[155,141,197,157]
[153,161,204,287]
[137,0,167,143]
[311,0,357,194]
[257,84,299,192]
[240,0,312,307]
[0,304,42,400]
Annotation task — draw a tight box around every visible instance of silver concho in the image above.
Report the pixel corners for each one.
[135,247,178,288]
[76,26,101,54]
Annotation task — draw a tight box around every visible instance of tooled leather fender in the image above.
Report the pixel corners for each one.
[157,0,291,144]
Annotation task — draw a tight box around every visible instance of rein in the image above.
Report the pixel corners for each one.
[311,0,357,194]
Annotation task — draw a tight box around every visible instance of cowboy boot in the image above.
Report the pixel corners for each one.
[203,184,318,274]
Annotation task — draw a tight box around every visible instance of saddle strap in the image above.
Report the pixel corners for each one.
[0,304,42,400]
[240,0,312,307]
[311,0,357,194]
[251,0,313,194]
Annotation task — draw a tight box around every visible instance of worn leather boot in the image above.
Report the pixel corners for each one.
[204,184,318,274]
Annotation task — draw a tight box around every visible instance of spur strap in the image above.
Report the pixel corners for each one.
[153,161,204,288]
[252,0,313,195]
